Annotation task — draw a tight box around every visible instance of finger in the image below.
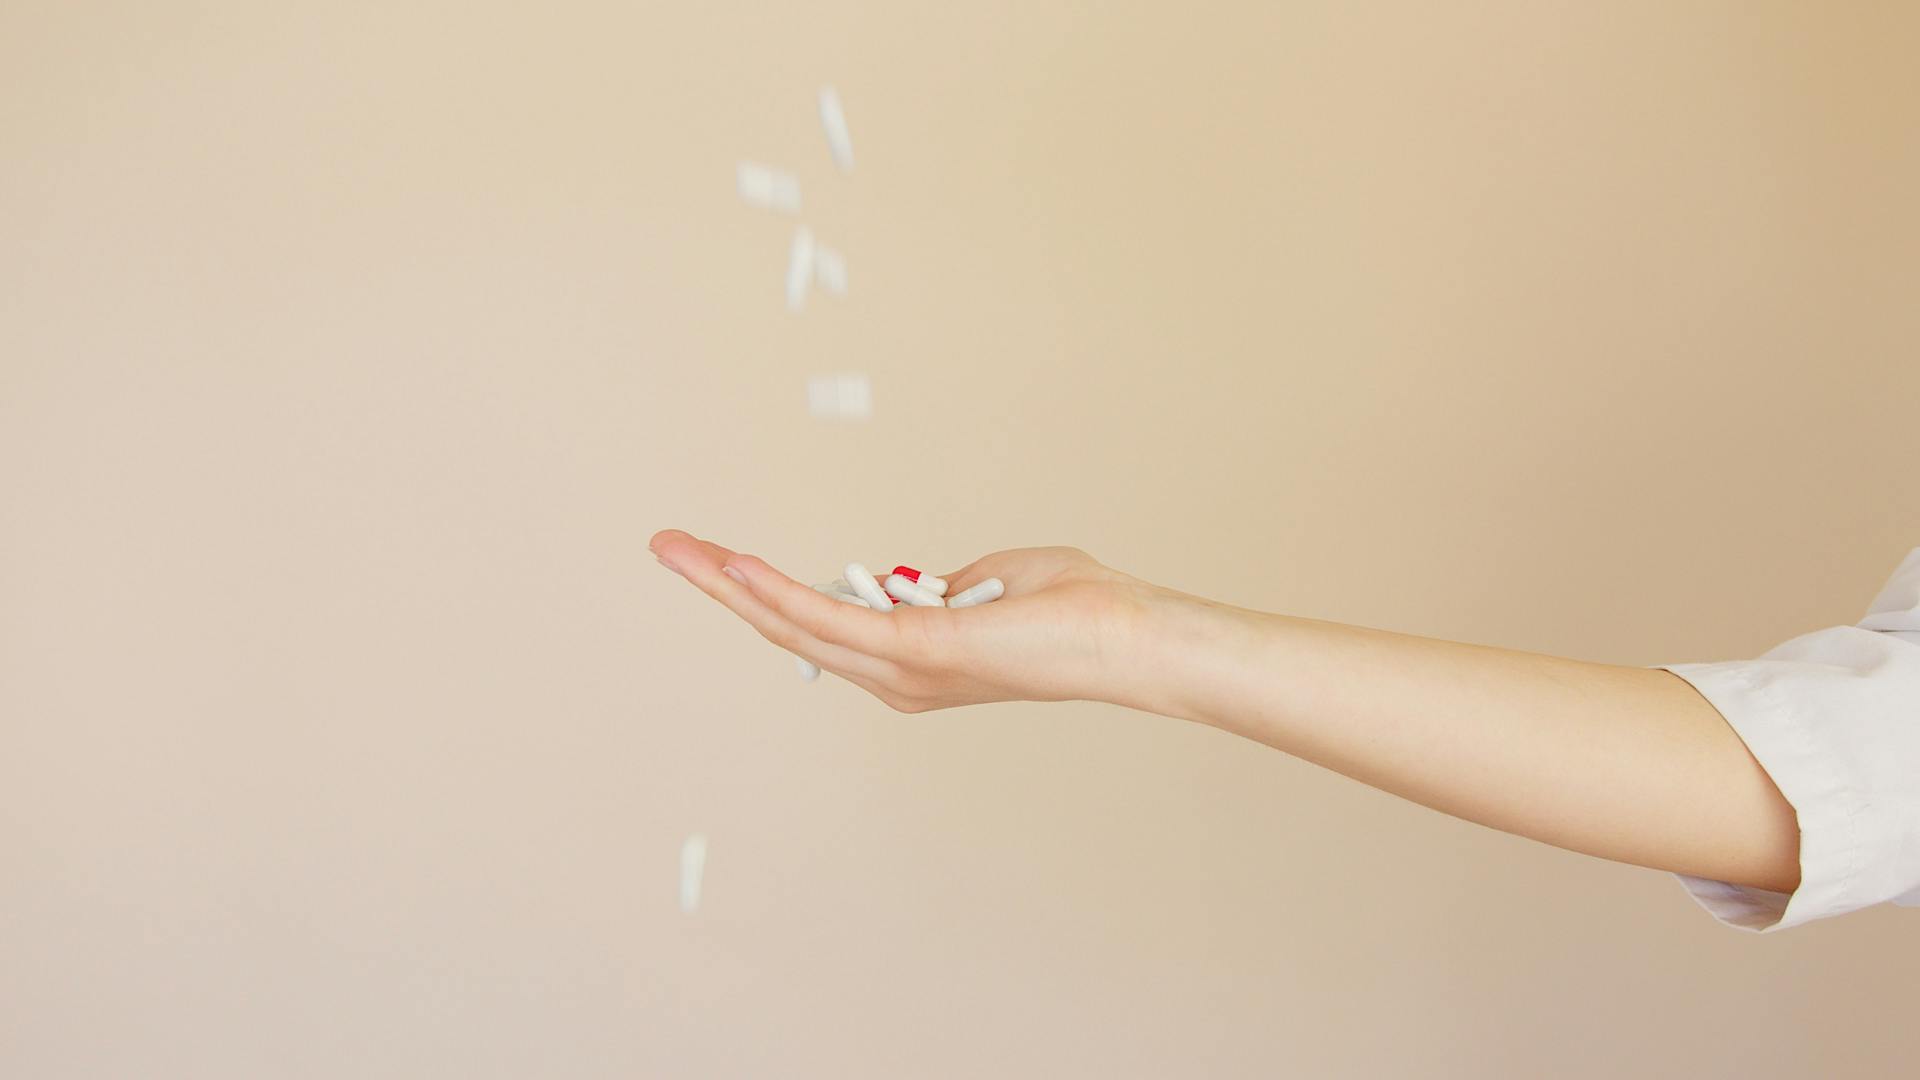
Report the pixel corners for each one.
[651,528,732,567]
[941,553,1013,597]
[937,560,980,592]
[723,553,911,659]
[652,531,892,680]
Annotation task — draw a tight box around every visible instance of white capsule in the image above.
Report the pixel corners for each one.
[795,656,821,681]
[813,581,870,607]
[946,577,1005,608]
[813,245,847,295]
[818,86,855,172]
[767,170,801,212]
[884,574,944,607]
[679,834,708,913]
[843,562,893,613]
[786,225,815,311]
[736,161,773,204]
[737,161,801,212]
[806,372,872,420]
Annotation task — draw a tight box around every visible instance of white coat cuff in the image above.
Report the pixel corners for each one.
[1655,660,1865,932]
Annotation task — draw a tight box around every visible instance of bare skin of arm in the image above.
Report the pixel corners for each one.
[650,529,1802,894]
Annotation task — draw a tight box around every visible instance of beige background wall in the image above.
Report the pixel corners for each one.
[3,2,1916,1076]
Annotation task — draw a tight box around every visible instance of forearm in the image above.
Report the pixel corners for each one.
[1109,588,1802,893]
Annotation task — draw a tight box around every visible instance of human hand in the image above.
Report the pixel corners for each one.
[648,529,1163,712]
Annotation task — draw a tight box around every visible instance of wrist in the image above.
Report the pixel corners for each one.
[1102,584,1273,725]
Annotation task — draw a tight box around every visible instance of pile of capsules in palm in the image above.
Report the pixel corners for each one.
[793,563,1005,681]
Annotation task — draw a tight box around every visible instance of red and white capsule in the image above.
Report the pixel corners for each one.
[890,565,948,597]
[883,573,944,607]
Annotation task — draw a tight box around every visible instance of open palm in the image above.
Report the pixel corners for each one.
[649,529,1157,711]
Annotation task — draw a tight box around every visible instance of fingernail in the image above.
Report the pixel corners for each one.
[656,554,682,575]
[721,564,747,586]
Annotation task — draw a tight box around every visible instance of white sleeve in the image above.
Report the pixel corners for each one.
[1656,547,1920,932]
